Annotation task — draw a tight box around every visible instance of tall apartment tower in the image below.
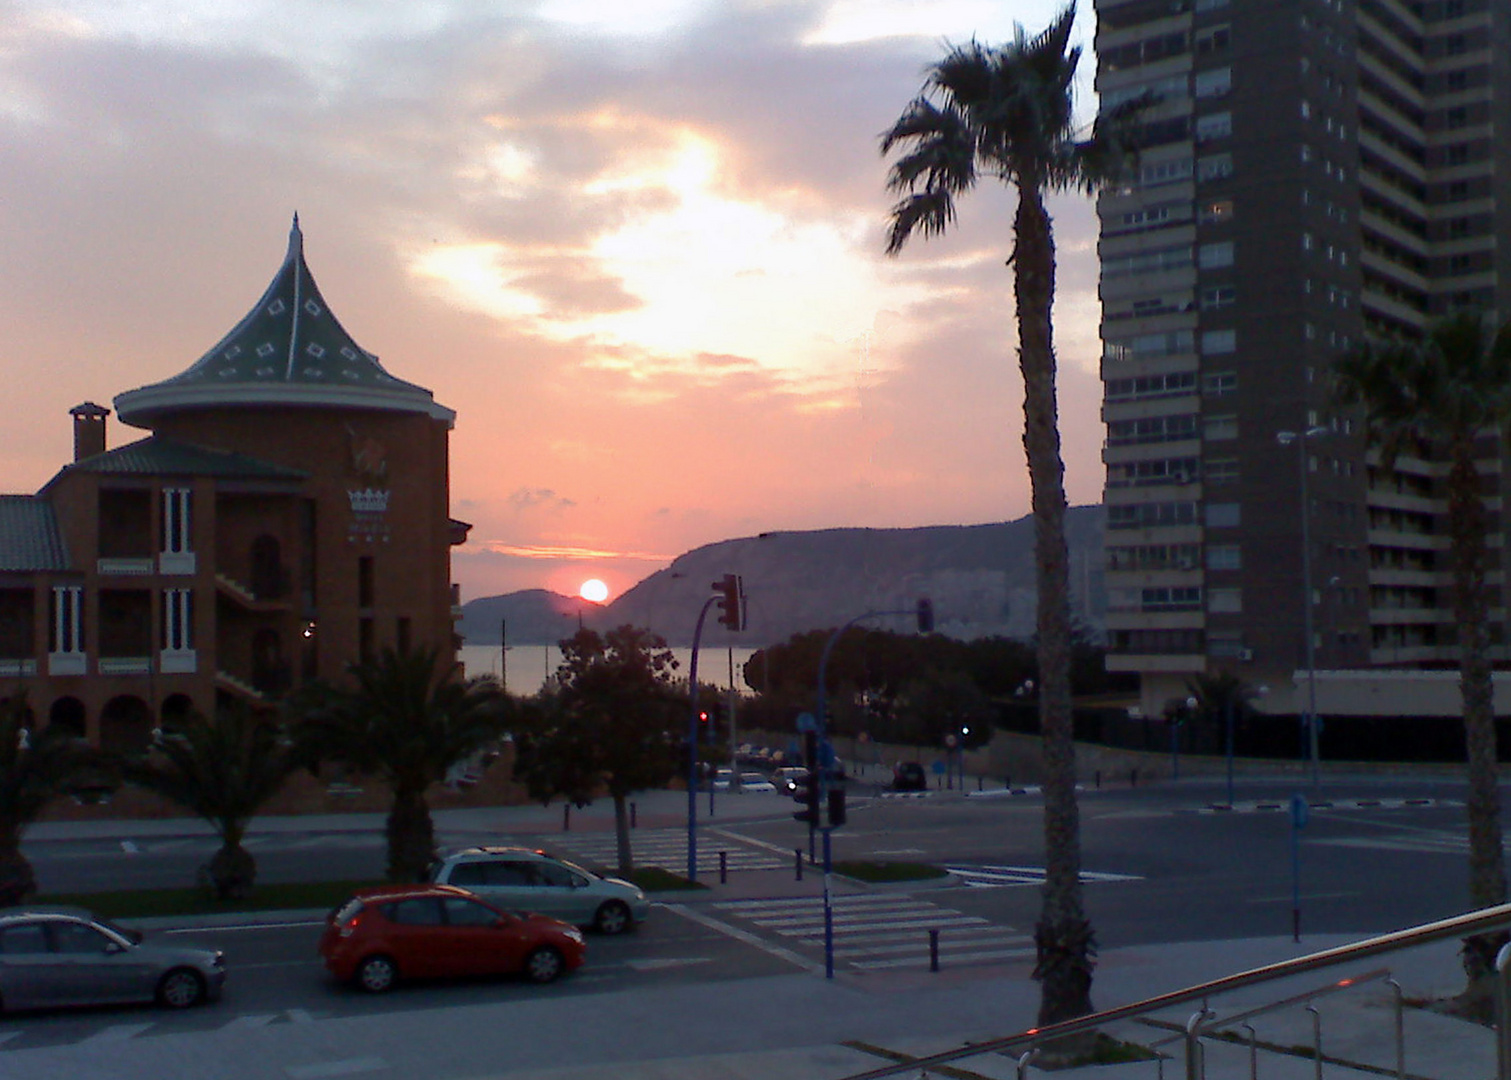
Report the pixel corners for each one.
[1094,0,1510,717]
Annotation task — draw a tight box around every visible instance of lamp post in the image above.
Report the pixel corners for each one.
[1224,693,1235,808]
[1277,426,1328,787]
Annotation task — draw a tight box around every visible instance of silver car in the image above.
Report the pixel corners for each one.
[0,909,225,1012]
[429,847,650,934]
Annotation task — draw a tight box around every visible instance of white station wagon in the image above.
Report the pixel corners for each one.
[429,847,650,935]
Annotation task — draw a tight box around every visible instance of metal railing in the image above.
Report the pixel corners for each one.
[839,901,1511,1080]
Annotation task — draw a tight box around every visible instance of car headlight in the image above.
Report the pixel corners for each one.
[212,952,226,970]
[564,928,585,944]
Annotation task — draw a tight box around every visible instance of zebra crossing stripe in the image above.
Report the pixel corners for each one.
[772,914,987,937]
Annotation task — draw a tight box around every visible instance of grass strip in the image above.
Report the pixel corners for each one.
[833,860,948,883]
[38,879,377,921]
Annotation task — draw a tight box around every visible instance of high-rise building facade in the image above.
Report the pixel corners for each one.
[1094,0,1510,716]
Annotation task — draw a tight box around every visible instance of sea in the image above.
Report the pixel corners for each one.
[458,644,761,698]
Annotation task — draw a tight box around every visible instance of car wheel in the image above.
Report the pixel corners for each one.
[355,954,399,993]
[594,900,632,935]
[156,968,206,1009]
[524,946,565,984]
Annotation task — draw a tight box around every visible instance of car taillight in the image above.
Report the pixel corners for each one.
[338,912,364,938]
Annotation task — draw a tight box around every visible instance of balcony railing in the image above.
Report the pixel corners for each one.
[839,903,1511,1080]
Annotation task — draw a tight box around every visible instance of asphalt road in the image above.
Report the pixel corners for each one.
[3,772,1490,1063]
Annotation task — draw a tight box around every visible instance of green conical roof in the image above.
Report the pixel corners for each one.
[115,217,454,428]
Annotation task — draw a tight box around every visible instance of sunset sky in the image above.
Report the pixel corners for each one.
[0,0,1107,604]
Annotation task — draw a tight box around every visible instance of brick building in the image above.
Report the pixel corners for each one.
[1,218,466,749]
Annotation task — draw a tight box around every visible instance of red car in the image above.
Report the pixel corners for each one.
[318,884,586,993]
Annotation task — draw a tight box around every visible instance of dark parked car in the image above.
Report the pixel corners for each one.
[892,761,928,792]
[0,908,225,1012]
[319,884,586,993]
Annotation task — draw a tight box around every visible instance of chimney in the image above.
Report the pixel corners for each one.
[70,402,110,462]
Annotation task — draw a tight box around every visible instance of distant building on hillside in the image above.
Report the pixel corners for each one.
[1,218,467,749]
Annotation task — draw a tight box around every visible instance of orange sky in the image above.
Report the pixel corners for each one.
[0,0,1107,605]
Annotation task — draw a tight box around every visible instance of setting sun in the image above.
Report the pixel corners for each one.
[579,578,609,603]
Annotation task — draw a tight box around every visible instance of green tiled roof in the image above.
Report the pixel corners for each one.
[115,218,454,427]
[0,496,69,571]
[49,436,308,484]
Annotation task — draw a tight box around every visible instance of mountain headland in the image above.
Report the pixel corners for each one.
[458,505,1105,648]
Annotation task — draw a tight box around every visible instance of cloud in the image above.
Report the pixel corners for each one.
[0,0,1112,606]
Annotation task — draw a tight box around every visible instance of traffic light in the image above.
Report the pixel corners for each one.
[792,772,820,826]
[827,785,847,828]
[712,574,744,631]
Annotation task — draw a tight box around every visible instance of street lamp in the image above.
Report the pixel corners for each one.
[1276,426,1329,787]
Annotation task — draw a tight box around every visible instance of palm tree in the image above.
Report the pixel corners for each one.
[1333,310,1511,1003]
[0,695,113,904]
[123,705,297,900]
[293,646,505,882]
[880,4,1144,1027]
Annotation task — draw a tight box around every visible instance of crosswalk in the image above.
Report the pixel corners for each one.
[526,827,791,876]
[709,893,1035,972]
[945,864,1144,888]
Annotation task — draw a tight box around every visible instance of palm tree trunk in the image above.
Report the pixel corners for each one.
[1447,447,1507,1003]
[385,783,436,882]
[1014,182,1093,1027]
[206,821,256,901]
[612,793,634,878]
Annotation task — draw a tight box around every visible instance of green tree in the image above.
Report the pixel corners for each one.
[0,696,113,904]
[1333,310,1511,1003]
[1184,670,1254,757]
[881,5,1144,1026]
[514,626,682,878]
[123,705,297,900]
[293,646,505,882]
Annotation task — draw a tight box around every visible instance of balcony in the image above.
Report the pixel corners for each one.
[97,558,154,576]
[98,657,151,675]
[216,572,292,611]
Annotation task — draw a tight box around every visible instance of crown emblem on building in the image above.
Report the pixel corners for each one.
[348,488,390,513]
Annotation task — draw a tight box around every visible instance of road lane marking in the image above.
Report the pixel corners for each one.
[286,1057,387,1078]
[79,1023,155,1044]
[162,920,326,934]
[661,902,823,974]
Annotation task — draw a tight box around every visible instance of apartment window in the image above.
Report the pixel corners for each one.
[1207,588,1243,613]
[397,616,412,655]
[1108,414,1199,445]
[1195,113,1232,143]
[1194,67,1231,98]
[1197,154,1233,181]
[1300,100,1311,120]
[1199,241,1234,268]
[1201,286,1236,311]
[1107,502,1198,530]
[1104,246,1193,278]
[1141,158,1193,187]
[162,488,191,555]
[359,617,375,664]
[1205,458,1240,485]
[1201,329,1237,354]
[1199,200,1233,225]
[1204,414,1238,441]
[49,586,84,654]
[163,589,193,652]
[1143,587,1202,612]
[1207,544,1241,571]
[1203,371,1237,396]
[358,556,375,609]
[1195,25,1230,54]
[1206,502,1241,528]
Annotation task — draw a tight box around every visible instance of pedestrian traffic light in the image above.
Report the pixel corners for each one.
[827,785,847,828]
[712,574,744,631]
[792,773,820,826]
